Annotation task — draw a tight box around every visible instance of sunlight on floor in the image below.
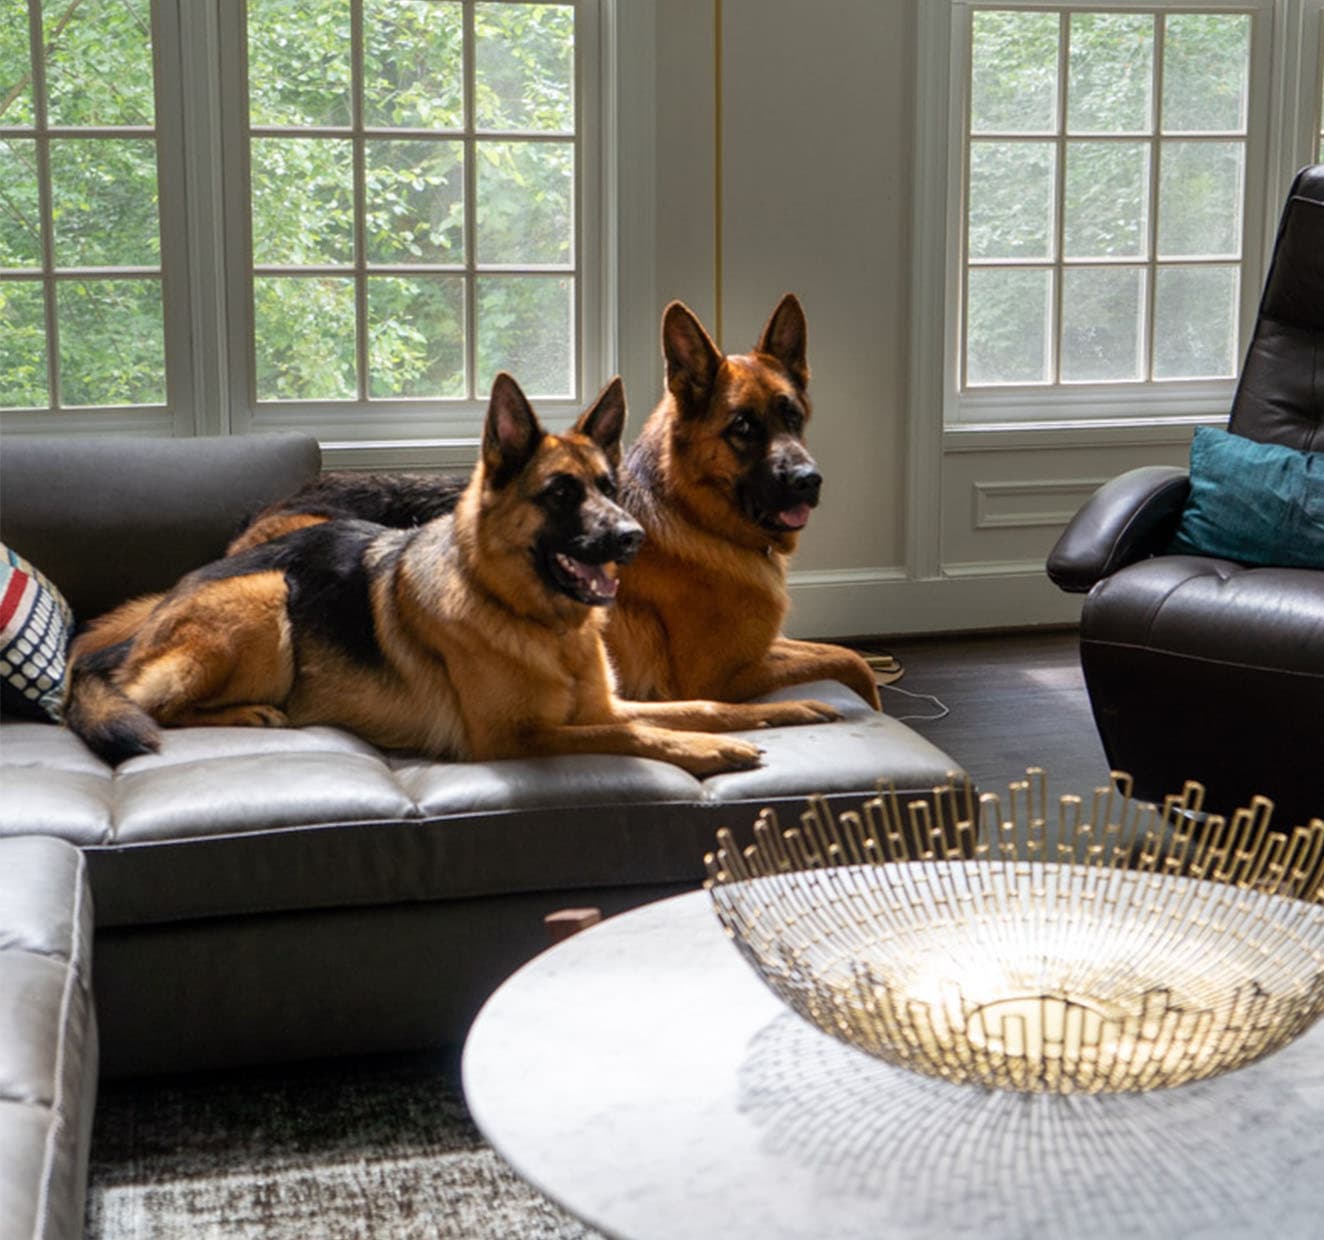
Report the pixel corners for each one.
[1020,665,1084,690]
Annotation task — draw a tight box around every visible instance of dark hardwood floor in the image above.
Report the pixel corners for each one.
[857,628,1113,801]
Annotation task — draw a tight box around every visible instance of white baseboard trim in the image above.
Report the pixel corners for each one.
[785,563,1083,638]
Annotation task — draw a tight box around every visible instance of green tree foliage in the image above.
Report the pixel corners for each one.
[0,283,47,407]
[0,138,41,267]
[1,0,161,408]
[966,9,1251,387]
[1,0,575,410]
[58,279,164,405]
[248,0,576,402]
[3,4,1258,408]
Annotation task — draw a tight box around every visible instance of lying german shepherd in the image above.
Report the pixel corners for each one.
[607,294,880,708]
[216,297,881,711]
[65,375,837,774]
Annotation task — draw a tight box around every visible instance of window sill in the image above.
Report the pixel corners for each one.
[942,416,1220,452]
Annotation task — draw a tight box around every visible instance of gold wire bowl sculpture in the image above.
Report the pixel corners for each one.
[704,771,1324,1094]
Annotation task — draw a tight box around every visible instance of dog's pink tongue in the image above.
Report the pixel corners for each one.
[779,504,812,530]
[570,559,618,599]
[589,566,619,599]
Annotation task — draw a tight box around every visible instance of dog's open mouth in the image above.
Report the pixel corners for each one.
[549,552,621,605]
[773,503,813,531]
[755,502,814,533]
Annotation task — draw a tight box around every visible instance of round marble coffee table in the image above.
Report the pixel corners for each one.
[462,890,1324,1240]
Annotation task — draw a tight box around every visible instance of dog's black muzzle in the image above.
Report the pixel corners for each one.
[543,504,644,605]
[778,460,822,507]
[746,442,822,533]
[595,519,645,565]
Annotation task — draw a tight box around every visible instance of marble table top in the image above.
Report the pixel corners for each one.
[461,889,1324,1240]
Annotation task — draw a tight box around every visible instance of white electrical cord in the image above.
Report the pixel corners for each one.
[880,683,950,722]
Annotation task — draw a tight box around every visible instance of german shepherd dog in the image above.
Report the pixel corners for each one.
[65,375,838,774]
[147,296,880,710]
[606,294,880,708]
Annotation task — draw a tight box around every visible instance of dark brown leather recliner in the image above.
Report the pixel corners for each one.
[1047,164,1324,825]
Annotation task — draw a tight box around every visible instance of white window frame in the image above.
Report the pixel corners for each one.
[915,0,1324,436]
[1317,7,1324,154]
[1,0,194,437]
[217,0,609,465]
[1,0,618,467]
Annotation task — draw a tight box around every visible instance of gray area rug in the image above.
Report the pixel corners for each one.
[86,1054,600,1240]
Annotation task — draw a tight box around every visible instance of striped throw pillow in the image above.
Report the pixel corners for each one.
[0,544,75,722]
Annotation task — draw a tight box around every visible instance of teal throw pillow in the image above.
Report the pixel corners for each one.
[0,543,75,721]
[1167,426,1324,568]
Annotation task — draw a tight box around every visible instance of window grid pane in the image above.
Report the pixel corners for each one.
[963,6,1250,391]
[247,0,578,405]
[0,0,165,412]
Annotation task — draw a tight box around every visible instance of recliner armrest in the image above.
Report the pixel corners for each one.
[1046,465,1191,593]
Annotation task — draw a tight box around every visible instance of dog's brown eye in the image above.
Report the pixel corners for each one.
[544,475,582,507]
[777,396,804,432]
[597,474,617,499]
[727,410,759,440]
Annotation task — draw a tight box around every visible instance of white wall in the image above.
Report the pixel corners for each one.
[629,0,1198,639]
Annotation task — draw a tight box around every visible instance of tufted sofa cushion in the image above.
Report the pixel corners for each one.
[0,680,962,931]
[0,837,97,1240]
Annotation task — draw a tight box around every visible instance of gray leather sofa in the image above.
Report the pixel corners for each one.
[1,432,967,1228]
[0,836,96,1240]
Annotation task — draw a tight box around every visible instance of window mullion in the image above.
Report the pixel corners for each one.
[351,0,368,402]
[26,0,59,409]
[463,0,478,403]
[216,2,255,433]
[959,5,974,395]
[154,0,198,433]
[1052,10,1069,386]
[1144,12,1166,383]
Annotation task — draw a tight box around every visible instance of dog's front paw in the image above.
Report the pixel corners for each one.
[758,699,841,727]
[678,735,764,776]
[238,704,289,728]
[844,656,883,710]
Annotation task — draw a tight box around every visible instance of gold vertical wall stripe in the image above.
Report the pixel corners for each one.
[713,0,723,347]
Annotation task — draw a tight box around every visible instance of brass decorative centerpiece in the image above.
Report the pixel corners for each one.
[705,772,1324,1094]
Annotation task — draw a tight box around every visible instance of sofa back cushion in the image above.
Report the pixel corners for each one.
[0,434,320,623]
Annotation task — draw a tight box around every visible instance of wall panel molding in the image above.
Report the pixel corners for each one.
[971,478,1108,531]
[944,420,1207,453]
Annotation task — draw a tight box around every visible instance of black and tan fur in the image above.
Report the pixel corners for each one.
[106,296,881,712]
[227,472,466,555]
[68,475,467,664]
[65,375,838,774]
[605,295,881,708]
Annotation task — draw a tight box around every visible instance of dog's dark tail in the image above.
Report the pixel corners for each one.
[63,644,160,766]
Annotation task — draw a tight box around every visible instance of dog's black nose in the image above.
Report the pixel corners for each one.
[613,523,645,561]
[788,465,822,501]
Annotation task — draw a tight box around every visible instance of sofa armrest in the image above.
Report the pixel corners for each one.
[1046,465,1191,594]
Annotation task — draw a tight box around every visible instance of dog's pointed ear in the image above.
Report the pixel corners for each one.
[662,301,722,417]
[755,293,809,389]
[483,372,544,486]
[574,376,627,467]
